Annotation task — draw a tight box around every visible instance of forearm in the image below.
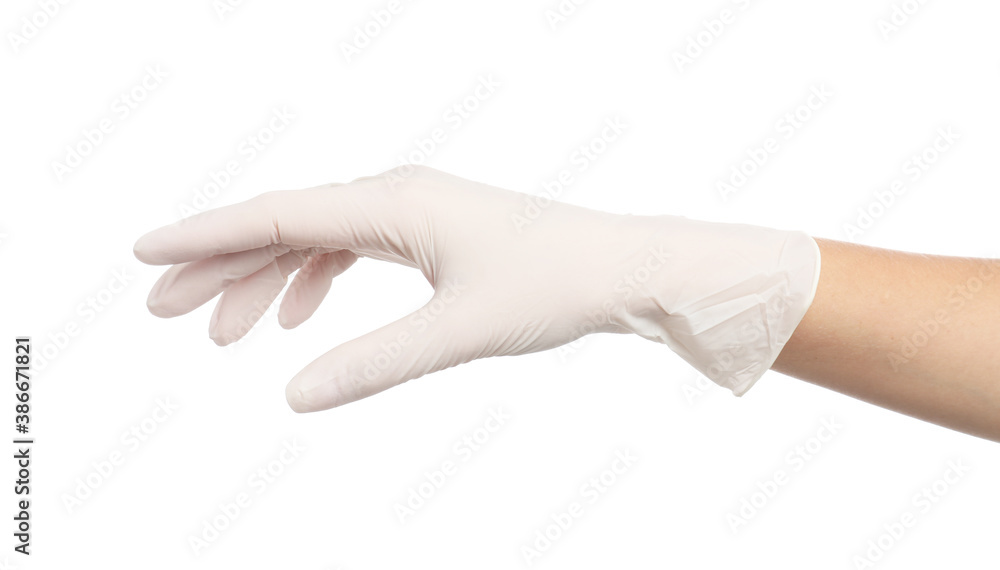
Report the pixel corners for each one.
[772,238,1000,442]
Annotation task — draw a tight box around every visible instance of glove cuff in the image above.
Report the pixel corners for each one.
[616,217,822,395]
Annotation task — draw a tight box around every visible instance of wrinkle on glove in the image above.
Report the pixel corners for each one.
[634,224,821,395]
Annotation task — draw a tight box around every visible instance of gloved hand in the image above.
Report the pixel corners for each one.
[134,166,821,412]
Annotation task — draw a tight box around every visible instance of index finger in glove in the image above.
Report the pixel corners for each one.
[133,179,398,266]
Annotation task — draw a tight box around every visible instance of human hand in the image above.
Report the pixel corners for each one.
[134,166,820,412]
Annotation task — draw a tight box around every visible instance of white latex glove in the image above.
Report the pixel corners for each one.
[134,166,821,412]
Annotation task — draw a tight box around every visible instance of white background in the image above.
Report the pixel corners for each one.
[3,0,1000,568]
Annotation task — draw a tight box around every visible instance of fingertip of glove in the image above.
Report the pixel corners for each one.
[208,320,238,347]
[146,297,173,318]
[145,277,175,318]
[133,235,157,264]
[285,381,319,413]
[286,370,345,414]
[133,231,179,265]
[277,308,298,330]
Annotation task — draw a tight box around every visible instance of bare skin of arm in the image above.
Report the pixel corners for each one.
[772,238,1000,442]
